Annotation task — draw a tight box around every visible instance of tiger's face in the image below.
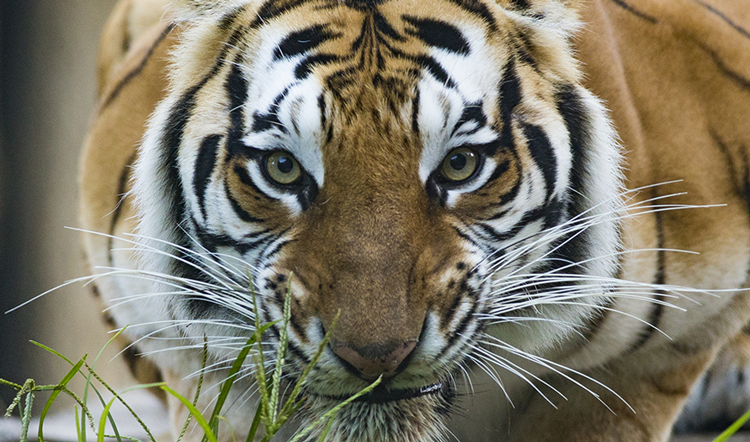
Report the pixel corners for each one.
[132,0,622,439]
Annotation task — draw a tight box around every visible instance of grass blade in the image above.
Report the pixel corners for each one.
[316,417,334,442]
[713,408,750,442]
[278,312,339,421]
[20,391,34,442]
[85,327,129,442]
[269,276,293,424]
[245,403,263,442]
[97,397,118,442]
[38,357,85,442]
[161,385,217,442]
[30,340,77,366]
[34,338,136,442]
[289,375,382,442]
[182,340,208,442]
[204,322,277,442]
[75,406,82,442]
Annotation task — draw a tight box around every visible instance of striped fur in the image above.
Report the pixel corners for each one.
[79,0,750,440]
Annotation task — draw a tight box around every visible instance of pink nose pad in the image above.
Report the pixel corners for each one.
[333,340,418,380]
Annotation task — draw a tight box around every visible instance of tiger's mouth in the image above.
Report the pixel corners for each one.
[314,381,448,404]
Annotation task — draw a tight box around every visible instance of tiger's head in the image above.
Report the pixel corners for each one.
[130,0,622,439]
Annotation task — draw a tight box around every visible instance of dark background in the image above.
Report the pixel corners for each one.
[0,0,132,409]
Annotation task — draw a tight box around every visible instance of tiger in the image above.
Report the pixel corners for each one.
[78,0,750,440]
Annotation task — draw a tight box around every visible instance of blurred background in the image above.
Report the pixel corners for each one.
[0,0,134,411]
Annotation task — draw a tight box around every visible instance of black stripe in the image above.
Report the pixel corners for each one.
[122,2,133,53]
[318,93,327,128]
[108,152,136,267]
[250,88,289,134]
[274,25,337,60]
[608,0,658,24]
[628,207,667,352]
[496,159,523,206]
[692,0,750,41]
[485,160,511,186]
[521,122,557,202]
[102,23,176,110]
[263,304,311,364]
[351,16,373,53]
[483,158,523,210]
[219,7,247,30]
[346,0,388,11]
[509,0,530,9]
[374,12,405,42]
[542,197,567,230]
[234,164,277,201]
[289,313,309,344]
[412,89,421,133]
[452,103,487,137]
[297,175,320,211]
[226,179,266,223]
[194,134,223,222]
[416,55,456,88]
[498,59,522,149]
[552,85,592,272]
[250,0,309,28]
[403,16,470,55]
[697,43,750,92]
[295,53,341,79]
[475,208,547,243]
[444,0,497,32]
[440,296,464,330]
[580,297,615,342]
[711,129,750,210]
[515,32,540,73]
[261,238,294,263]
[194,222,273,255]
[452,226,483,250]
[226,56,249,134]
[439,296,479,358]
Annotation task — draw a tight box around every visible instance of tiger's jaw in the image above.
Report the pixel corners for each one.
[301,385,456,442]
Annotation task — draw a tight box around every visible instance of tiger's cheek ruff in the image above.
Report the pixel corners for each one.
[411,16,624,355]
[480,86,624,354]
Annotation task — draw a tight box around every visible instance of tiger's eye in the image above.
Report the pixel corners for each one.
[266,151,302,185]
[441,147,478,182]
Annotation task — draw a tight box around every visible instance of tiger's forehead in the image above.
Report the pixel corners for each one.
[234,0,511,181]
[244,0,510,102]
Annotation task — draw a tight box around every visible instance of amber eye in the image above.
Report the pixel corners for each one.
[265,151,302,185]
[441,147,479,183]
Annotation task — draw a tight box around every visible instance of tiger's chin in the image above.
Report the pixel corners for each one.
[299,382,455,442]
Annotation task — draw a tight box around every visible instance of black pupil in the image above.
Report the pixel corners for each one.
[277,156,294,174]
[449,153,467,170]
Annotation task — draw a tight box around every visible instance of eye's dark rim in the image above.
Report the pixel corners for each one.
[260,149,306,189]
[434,146,485,189]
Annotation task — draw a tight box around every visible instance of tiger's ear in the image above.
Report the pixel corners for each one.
[168,0,249,20]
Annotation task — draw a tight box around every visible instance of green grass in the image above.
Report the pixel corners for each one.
[1,282,379,442]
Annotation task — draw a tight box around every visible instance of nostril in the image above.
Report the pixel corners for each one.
[333,340,417,380]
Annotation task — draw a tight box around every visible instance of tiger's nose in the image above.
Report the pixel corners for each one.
[332,340,417,380]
